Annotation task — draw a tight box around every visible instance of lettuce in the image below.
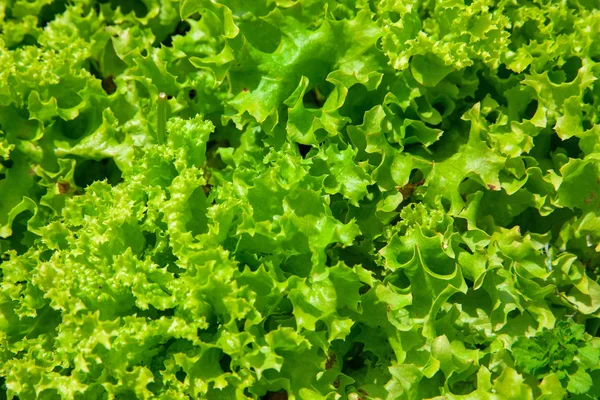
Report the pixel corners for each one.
[1,0,600,399]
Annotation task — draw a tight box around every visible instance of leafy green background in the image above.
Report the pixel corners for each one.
[1,0,600,398]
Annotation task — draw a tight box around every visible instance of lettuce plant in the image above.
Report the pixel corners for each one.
[1,0,600,399]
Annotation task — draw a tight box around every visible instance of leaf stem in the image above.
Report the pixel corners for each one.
[157,92,167,144]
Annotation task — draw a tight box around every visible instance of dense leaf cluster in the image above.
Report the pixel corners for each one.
[1,0,600,399]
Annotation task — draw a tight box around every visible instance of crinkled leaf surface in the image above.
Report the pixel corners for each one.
[1,0,600,399]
